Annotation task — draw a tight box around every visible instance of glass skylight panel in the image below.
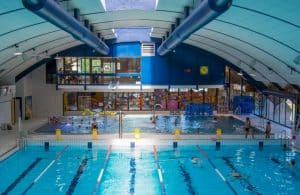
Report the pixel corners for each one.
[113,27,152,42]
[105,0,158,11]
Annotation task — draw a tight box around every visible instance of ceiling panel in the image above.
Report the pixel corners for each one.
[0,0,299,87]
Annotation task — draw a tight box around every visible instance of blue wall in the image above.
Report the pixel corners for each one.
[141,43,225,85]
[111,42,141,57]
[108,42,225,85]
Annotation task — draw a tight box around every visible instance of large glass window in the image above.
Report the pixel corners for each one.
[92,59,101,73]
[116,58,140,73]
[64,92,77,111]
[273,96,280,123]
[286,99,295,127]
[143,92,153,110]
[280,98,286,125]
[129,93,139,111]
[116,92,129,110]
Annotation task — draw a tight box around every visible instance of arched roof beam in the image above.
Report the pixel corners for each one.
[22,0,109,55]
[157,0,232,56]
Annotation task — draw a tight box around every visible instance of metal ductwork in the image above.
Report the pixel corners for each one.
[157,0,232,56]
[22,0,109,55]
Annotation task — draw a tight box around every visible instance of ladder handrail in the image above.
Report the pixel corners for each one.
[280,130,288,146]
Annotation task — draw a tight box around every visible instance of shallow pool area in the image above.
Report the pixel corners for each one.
[35,115,261,135]
[1,141,299,194]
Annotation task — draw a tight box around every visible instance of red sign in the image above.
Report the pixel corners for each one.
[184,68,192,73]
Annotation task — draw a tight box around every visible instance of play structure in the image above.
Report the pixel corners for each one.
[81,108,117,116]
[233,96,254,114]
[185,103,213,115]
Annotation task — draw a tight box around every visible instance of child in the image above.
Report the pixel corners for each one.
[265,121,271,138]
[245,117,253,138]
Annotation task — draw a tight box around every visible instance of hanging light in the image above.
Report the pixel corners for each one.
[54,54,61,60]
[237,71,243,76]
[13,44,23,56]
[249,68,256,77]
[237,60,243,76]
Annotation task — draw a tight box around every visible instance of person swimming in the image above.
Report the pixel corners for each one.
[290,159,296,167]
[191,157,202,164]
[213,116,218,123]
[232,170,242,178]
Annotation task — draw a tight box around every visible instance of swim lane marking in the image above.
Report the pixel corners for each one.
[153,145,166,195]
[22,145,69,195]
[66,157,88,195]
[196,145,238,195]
[129,149,136,195]
[2,158,42,195]
[92,145,112,195]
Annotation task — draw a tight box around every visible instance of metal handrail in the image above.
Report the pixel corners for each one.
[280,130,288,146]
[234,106,241,115]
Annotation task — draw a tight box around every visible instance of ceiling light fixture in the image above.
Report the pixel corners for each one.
[13,44,23,56]
[268,68,273,75]
[249,67,256,77]
[236,60,243,76]
[54,54,61,60]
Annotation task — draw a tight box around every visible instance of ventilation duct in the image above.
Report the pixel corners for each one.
[157,0,232,56]
[22,0,109,55]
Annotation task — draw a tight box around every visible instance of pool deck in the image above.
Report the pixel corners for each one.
[232,114,291,138]
[0,118,47,160]
[0,114,293,160]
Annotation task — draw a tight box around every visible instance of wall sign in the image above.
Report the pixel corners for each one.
[200,66,209,75]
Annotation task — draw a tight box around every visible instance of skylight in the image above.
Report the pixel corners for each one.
[104,0,158,11]
[112,27,152,42]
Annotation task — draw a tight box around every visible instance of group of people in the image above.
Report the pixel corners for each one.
[244,117,272,139]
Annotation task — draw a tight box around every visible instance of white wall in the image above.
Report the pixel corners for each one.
[0,95,12,124]
[31,65,63,118]
[16,64,63,119]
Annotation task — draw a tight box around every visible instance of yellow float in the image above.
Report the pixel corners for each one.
[174,128,181,140]
[216,128,222,140]
[134,128,141,139]
[56,128,62,141]
[92,128,98,140]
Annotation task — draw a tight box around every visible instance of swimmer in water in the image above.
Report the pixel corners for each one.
[191,157,201,164]
[232,170,242,178]
[290,159,296,167]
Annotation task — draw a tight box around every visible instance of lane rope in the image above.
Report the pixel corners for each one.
[196,145,238,195]
[22,145,69,194]
[92,145,112,195]
[153,145,167,195]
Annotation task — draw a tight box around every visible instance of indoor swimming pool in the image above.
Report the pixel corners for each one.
[0,143,299,194]
[35,115,258,135]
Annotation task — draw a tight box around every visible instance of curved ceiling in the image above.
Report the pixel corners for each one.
[0,0,299,88]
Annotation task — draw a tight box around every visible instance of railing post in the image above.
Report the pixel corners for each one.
[119,110,123,138]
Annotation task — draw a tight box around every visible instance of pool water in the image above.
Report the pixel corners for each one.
[36,115,254,135]
[0,144,299,194]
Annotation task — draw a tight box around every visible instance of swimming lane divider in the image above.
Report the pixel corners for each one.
[222,157,261,195]
[196,145,238,195]
[129,154,136,194]
[22,145,69,195]
[66,157,88,195]
[92,145,112,195]
[153,145,167,195]
[2,158,42,195]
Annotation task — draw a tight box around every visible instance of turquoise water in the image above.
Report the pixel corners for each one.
[36,115,252,135]
[1,144,299,194]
